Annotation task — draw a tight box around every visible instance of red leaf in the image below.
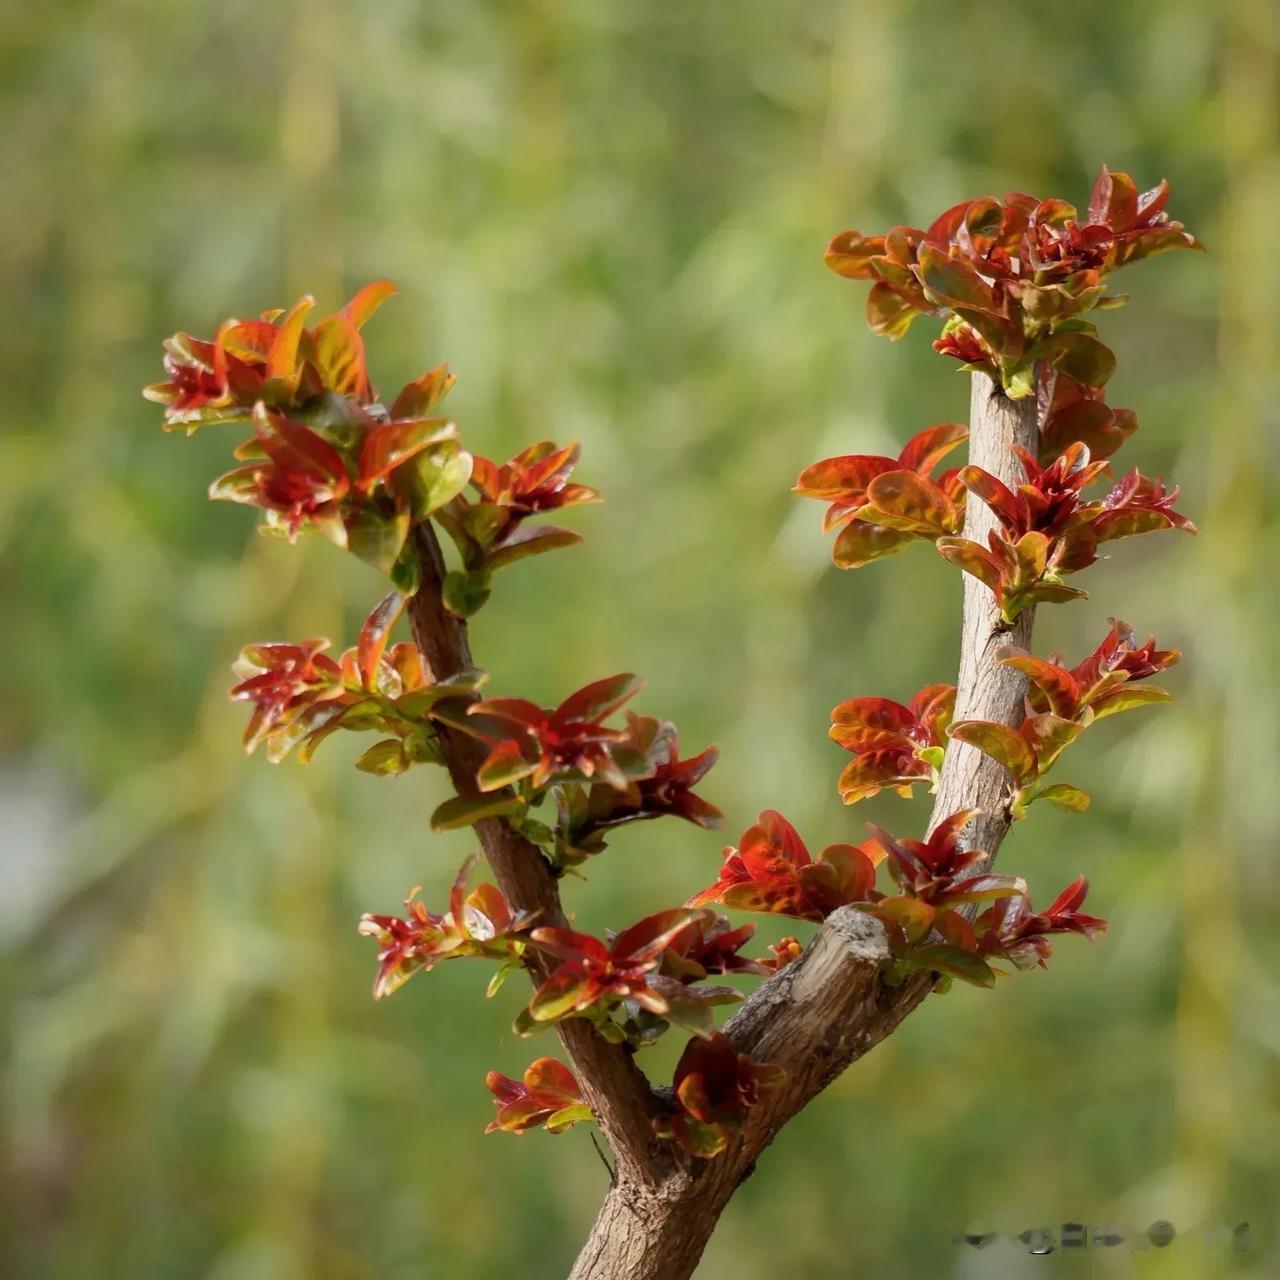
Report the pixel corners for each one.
[556,673,643,726]
[895,422,968,475]
[356,591,407,691]
[265,295,316,386]
[341,279,398,330]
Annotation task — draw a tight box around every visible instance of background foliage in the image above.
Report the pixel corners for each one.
[1,1,1277,1276]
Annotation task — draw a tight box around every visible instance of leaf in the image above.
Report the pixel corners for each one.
[938,873,1027,907]
[344,503,410,575]
[832,521,915,569]
[557,673,644,725]
[1088,166,1138,230]
[512,1005,558,1038]
[612,910,698,965]
[359,418,458,490]
[875,896,935,943]
[793,454,892,500]
[1013,531,1049,583]
[357,590,408,690]
[999,650,1081,719]
[342,279,398,330]
[1088,684,1173,720]
[393,442,474,520]
[948,720,1037,783]
[916,244,999,313]
[1020,713,1084,773]
[253,403,349,483]
[824,229,883,280]
[486,524,583,572]
[959,466,1025,535]
[544,1104,594,1135]
[1089,509,1185,544]
[391,363,456,419]
[895,422,967,474]
[866,281,917,339]
[864,470,959,535]
[477,740,539,792]
[208,465,262,505]
[645,977,739,1039]
[309,313,368,398]
[1025,581,1088,608]
[390,543,422,595]
[264,295,316,389]
[354,738,410,776]
[910,945,996,988]
[485,957,523,999]
[431,790,525,832]
[443,570,492,618]
[1033,783,1091,814]
[1034,331,1116,388]
[836,754,922,805]
[936,537,1004,595]
[529,967,594,1022]
[829,696,915,746]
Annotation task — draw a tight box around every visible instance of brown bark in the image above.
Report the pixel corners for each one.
[405,371,1039,1277]
[568,371,1040,1278]
[405,523,670,1185]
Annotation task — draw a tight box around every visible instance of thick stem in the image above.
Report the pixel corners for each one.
[405,524,668,1184]
[927,370,1038,850]
[568,370,1041,1278]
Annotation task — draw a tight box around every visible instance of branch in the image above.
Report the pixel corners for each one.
[405,522,668,1185]
[569,370,1039,1279]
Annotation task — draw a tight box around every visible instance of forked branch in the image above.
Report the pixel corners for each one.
[559,372,1038,1279]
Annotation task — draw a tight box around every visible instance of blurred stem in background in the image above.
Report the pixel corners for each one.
[1169,2,1278,1275]
[225,2,347,1277]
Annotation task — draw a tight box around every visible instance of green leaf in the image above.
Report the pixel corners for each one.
[910,944,996,988]
[354,738,410,776]
[1033,331,1116,388]
[486,957,523,999]
[431,791,526,832]
[389,542,422,594]
[443,569,492,618]
[1033,782,1091,813]
[513,1005,558,1038]
[544,1104,594,1135]
[1088,684,1173,720]
[875,896,935,943]
[529,968,592,1022]
[345,503,411,575]
[391,442,474,520]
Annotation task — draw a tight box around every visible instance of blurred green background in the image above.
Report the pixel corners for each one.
[2,2,1277,1277]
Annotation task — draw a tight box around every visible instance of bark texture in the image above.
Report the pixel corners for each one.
[568,372,1040,1279]
[405,524,669,1184]
[406,372,1040,1278]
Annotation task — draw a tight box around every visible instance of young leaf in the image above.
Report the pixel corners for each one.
[948,720,1037,784]
[431,791,526,832]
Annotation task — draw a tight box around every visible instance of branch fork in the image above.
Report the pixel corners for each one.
[406,372,1038,1279]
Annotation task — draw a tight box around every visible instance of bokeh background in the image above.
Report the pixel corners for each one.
[2,2,1277,1277]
